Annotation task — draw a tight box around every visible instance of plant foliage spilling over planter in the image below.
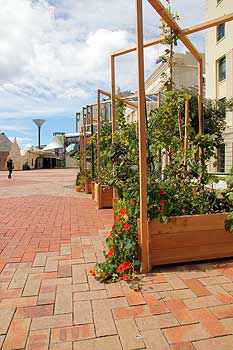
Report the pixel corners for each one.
[92,90,233,282]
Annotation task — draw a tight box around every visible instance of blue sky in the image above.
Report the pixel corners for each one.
[0,0,205,148]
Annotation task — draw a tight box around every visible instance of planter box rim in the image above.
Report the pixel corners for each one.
[149,212,229,223]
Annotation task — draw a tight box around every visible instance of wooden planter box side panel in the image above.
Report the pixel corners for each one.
[98,186,113,209]
[85,179,92,194]
[94,183,99,202]
[91,181,95,200]
[149,214,233,266]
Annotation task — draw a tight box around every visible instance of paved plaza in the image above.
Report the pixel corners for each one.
[1,169,233,349]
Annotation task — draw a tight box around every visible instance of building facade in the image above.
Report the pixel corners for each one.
[0,132,12,170]
[206,0,233,173]
[145,52,203,95]
[125,52,204,123]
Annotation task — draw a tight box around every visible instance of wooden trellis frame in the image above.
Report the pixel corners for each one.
[96,89,138,180]
[110,0,233,272]
[137,0,233,272]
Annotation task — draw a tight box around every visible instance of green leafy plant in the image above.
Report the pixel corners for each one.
[93,90,233,282]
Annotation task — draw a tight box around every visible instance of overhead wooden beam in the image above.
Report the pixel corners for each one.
[99,89,138,110]
[112,13,233,58]
[112,36,164,57]
[147,0,202,62]
[182,12,233,36]
[147,0,204,133]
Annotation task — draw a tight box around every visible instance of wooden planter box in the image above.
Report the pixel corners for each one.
[93,183,113,209]
[85,179,92,194]
[145,213,233,267]
[91,181,96,200]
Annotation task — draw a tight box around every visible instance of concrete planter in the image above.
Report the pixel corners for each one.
[146,213,233,267]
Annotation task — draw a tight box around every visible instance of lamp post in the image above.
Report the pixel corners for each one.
[33,119,46,149]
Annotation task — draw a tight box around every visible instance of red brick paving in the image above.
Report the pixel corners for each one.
[1,169,233,349]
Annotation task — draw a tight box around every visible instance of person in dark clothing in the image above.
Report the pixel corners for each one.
[7,159,14,179]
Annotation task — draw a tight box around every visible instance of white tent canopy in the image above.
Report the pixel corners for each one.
[42,136,64,151]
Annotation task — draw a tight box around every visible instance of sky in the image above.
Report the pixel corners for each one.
[0,0,205,148]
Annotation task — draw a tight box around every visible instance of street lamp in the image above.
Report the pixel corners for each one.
[33,119,46,149]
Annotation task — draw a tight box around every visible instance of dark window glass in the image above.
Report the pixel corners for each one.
[219,97,226,118]
[217,144,225,173]
[217,23,225,41]
[218,56,226,82]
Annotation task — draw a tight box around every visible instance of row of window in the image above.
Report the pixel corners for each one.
[216,2,226,173]
[218,55,226,82]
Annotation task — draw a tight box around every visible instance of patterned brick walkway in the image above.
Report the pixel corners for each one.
[1,169,233,349]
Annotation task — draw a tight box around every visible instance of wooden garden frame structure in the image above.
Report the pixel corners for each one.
[96,89,138,179]
[110,0,233,272]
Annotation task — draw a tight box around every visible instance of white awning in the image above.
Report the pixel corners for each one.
[42,136,64,151]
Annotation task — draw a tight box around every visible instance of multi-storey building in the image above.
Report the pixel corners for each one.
[125,52,204,122]
[206,0,233,173]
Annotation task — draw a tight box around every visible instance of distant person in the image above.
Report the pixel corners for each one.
[7,159,14,179]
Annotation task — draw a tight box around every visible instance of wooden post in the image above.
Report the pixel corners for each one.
[83,107,87,172]
[198,58,204,135]
[80,129,84,173]
[90,105,95,180]
[135,0,150,273]
[111,55,116,136]
[184,99,190,166]
[97,90,101,181]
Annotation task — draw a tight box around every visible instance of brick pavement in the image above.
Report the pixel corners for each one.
[1,169,233,349]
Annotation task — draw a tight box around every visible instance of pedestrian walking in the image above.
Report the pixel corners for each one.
[7,158,14,179]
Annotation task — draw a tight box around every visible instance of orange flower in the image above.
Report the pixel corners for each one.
[107,249,114,258]
[89,269,96,277]
[117,261,131,273]
[115,215,120,222]
[123,223,130,231]
[121,274,129,281]
[119,208,127,217]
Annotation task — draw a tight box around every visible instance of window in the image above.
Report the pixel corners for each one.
[217,144,225,173]
[217,23,225,42]
[217,0,223,4]
[219,97,226,118]
[218,56,226,82]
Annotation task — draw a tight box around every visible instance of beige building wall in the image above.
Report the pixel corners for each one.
[145,52,202,95]
[125,52,203,123]
[8,138,24,170]
[206,0,233,173]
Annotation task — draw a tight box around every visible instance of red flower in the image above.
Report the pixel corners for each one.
[107,249,114,258]
[160,189,165,195]
[121,274,129,281]
[89,269,96,277]
[107,231,112,238]
[159,199,165,206]
[117,261,131,274]
[115,215,120,222]
[123,222,130,231]
[119,208,127,217]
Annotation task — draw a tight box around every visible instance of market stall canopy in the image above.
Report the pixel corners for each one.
[66,143,78,153]
[42,135,64,151]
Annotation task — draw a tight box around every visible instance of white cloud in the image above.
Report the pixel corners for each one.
[0,0,205,125]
